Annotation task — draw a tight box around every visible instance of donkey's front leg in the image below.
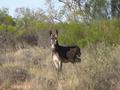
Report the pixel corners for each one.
[53,60,62,72]
[58,61,62,72]
[53,60,59,71]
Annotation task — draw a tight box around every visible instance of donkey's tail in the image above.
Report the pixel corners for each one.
[76,47,81,62]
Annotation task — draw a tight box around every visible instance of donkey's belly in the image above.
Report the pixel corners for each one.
[62,58,75,63]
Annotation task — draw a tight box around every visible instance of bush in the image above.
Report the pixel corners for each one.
[57,19,120,47]
[0,66,29,85]
[0,18,120,50]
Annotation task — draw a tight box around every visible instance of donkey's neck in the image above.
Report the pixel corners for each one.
[52,41,59,54]
[55,41,59,50]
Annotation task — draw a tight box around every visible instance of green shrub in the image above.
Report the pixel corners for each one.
[57,19,120,47]
[1,17,120,49]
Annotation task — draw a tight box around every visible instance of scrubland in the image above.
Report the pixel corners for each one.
[0,15,120,90]
[0,42,120,90]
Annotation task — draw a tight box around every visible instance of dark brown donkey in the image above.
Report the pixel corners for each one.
[49,30,81,71]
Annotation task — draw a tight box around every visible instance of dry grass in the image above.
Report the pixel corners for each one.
[0,43,120,90]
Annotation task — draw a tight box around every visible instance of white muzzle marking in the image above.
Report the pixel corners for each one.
[51,44,55,49]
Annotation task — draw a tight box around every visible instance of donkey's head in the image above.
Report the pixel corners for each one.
[49,30,58,49]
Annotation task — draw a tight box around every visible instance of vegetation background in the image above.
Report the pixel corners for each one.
[0,0,120,90]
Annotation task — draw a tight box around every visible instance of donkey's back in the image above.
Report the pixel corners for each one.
[56,45,81,63]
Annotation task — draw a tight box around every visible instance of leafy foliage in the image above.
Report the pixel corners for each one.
[58,19,120,47]
[0,7,120,49]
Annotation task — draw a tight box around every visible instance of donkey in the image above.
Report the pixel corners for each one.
[50,30,81,71]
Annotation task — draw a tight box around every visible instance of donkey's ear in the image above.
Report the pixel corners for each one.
[56,30,58,35]
[49,30,52,36]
